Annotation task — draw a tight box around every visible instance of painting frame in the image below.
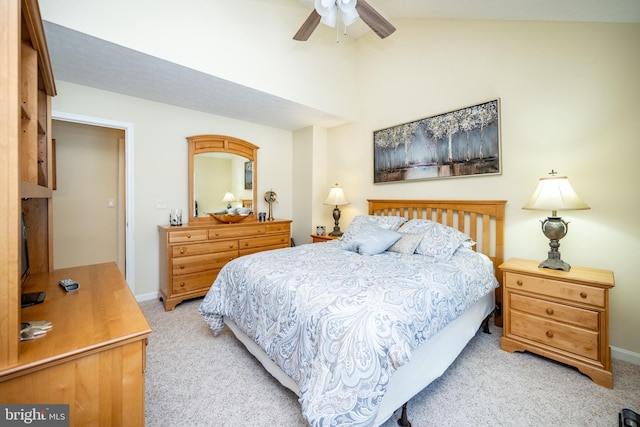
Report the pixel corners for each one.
[373,99,501,184]
[244,161,253,190]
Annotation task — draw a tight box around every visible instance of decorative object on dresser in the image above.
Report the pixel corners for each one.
[316,225,326,236]
[499,258,614,388]
[264,190,278,221]
[522,170,590,271]
[324,183,349,236]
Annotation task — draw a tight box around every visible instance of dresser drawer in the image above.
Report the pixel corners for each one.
[209,224,266,240]
[505,272,605,307]
[167,229,208,243]
[266,222,290,233]
[172,240,238,258]
[172,251,237,276]
[239,242,290,257]
[510,311,599,360]
[172,270,219,294]
[239,234,290,251]
[509,293,599,330]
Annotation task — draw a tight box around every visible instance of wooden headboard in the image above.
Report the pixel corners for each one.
[368,199,506,326]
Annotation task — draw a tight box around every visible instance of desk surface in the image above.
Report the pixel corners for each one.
[1,262,151,378]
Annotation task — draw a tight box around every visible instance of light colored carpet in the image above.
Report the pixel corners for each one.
[141,298,640,427]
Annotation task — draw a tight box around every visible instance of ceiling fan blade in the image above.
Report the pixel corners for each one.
[293,9,322,41]
[355,0,396,39]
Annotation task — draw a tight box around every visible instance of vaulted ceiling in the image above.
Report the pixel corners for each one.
[43,0,640,131]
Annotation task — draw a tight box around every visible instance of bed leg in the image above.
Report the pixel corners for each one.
[397,402,412,427]
[481,312,492,334]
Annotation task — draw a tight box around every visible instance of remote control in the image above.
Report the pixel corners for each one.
[59,278,80,292]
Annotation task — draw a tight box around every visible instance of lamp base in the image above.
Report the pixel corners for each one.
[538,256,571,271]
[539,217,571,271]
[329,206,343,236]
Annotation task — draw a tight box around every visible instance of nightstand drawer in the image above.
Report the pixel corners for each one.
[510,293,599,330]
[510,311,599,360]
[505,272,605,307]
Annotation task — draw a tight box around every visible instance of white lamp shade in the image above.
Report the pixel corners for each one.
[324,185,349,206]
[222,192,236,203]
[522,175,590,212]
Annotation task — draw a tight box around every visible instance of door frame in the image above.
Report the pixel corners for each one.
[52,111,135,292]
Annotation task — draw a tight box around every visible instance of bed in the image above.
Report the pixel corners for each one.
[200,199,506,426]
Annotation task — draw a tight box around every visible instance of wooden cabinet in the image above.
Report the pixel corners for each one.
[499,258,614,388]
[311,234,340,243]
[1,0,56,369]
[0,263,151,425]
[159,219,292,310]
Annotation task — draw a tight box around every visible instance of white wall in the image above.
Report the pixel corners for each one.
[327,19,640,355]
[40,0,359,121]
[51,81,293,298]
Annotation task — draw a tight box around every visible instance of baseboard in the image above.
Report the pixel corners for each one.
[612,346,640,366]
[136,291,160,302]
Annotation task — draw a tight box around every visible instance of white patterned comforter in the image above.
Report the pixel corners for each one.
[199,240,497,426]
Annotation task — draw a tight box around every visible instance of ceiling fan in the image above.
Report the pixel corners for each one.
[293,0,396,41]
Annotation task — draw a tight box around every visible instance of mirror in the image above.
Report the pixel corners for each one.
[187,135,258,224]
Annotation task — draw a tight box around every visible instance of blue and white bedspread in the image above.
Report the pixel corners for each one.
[199,240,497,427]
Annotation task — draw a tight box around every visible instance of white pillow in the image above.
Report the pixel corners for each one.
[387,232,424,255]
[341,215,407,243]
[342,224,402,256]
[398,219,475,261]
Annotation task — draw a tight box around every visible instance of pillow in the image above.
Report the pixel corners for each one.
[342,224,402,256]
[387,232,424,255]
[398,219,474,261]
[341,215,407,243]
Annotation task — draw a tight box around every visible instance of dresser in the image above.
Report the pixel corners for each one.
[0,263,151,425]
[159,219,292,310]
[499,258,614,388]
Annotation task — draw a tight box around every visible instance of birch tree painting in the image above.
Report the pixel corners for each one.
[374,100,500,183]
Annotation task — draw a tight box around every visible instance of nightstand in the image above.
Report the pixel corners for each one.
[499,258,614,388]
[311,234,340,243]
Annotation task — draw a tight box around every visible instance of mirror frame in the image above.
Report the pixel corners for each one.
[187,134,259,224]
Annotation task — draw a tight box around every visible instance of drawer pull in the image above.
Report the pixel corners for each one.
[179,264,185,270]
[186,234,191,239]
[516,280,523,286]
[546,308,554,315]
[580,292,587,299]
[546,330,554,338]
[179,248,185,254]
[179,282,185,288]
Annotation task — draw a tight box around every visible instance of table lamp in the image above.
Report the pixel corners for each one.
[324,184,349,236]
[222,192,236,210]
[522,170,590,271]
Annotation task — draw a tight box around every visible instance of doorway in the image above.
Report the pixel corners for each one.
[51,112,135,292]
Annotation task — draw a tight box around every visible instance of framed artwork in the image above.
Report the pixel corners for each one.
[373,99,501,183]
[244,161,253,190]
